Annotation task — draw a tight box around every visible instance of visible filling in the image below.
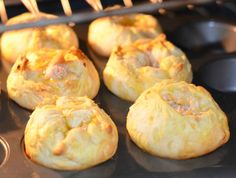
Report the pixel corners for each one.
[16,57,29,71]
[45,64,67,80]
[116,45,160,69]
[120,35,175,69]
[24,49,85,81]
[161,92,200,116]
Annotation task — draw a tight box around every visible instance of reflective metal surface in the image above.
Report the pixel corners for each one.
[171,20,236,56]
[198,55,236,92]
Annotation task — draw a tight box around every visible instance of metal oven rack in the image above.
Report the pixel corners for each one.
[0,0,228,32]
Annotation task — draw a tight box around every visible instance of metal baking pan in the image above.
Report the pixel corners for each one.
[1,3,236,178]
[198,54,236,92]
[170,20,236,57]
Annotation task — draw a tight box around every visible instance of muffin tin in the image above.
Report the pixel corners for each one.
[171,20,236,55]
[1,6,236,178]
[198,55,236,92]
[0,137,9,168]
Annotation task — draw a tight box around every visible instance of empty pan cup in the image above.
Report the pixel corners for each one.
[198,55,236,92]
[0,137,9,168]
[171,20,236,55]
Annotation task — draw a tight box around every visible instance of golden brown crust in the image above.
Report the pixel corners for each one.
[88,13,162,57]
[126,80,230,159]
[7,48,100,110]
[1,12,79,71]
[103,35,192,102]
[24,96,118,170]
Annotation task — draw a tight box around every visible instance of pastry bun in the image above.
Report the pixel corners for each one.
[24,96,118,170]
[88,13,162,57]
[1,12,79,71]
[7,48,100,110]
[103,34,192,102]
[126,80,230,159]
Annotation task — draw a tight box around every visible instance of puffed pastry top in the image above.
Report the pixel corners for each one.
[1,12,78,67]
[24,96,118,170]
[103,34,192,102]
[126,80,230,159]
[88,13,162,57]
[7,48,100,110]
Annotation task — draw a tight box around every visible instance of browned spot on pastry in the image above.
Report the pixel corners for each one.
[53,142,66,156]
[176,63,184,72]
[156,34,168,49]
[26,153,32,159]
[103,124,113,134]
[17,57,28,71]
[158,34,166,41]
[69,47,86,60]
[51,52,65,65]
[115,46,123,57]
[68,46,77,54]
[37,87,49,93]
[83,62,86,67]
[146,45,153,52]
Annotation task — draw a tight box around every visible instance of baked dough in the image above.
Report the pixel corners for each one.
[24,96,118,170]
[1,12,79,71]
[7,48,100,110]
[126,80,230,159]
[103,35,192,102]
[88,13,162,57]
